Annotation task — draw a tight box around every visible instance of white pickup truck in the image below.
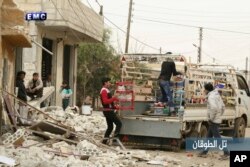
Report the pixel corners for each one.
[118,54,250,150]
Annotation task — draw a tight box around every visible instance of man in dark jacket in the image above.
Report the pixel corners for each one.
[100,77,122,144]
[16,71,27,102]
[16,71,28,124]
[158,58,181,110]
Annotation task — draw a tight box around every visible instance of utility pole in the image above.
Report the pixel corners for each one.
[159,47,162,54]
[125,0,133,53]
[197,27,203,64]
[245,57,248,81]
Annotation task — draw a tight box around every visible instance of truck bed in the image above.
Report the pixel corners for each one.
[120,114,182,139]
[122,114,180,122]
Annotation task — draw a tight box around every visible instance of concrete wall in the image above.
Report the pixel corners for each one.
[22,23,41,84]
[20,27,79,106]
[15,0,104,42]
[42,0,103,41]
[14,0,42,11]
[0,0,3,90]
[1,40,15,93]
[14,0,103,107]
[1,0,31,94]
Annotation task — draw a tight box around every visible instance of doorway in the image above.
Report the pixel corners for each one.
[63,45,71,84]
[42,38,53,81]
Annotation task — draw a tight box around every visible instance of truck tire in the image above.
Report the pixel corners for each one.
[187,130,199,138]
[199,125,208,138]
[187,125,207,138]
[171,139,182,152]
[234,117,246,138]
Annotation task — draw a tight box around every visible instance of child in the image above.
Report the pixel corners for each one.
[60,81,72,110]
[100,77,122,144]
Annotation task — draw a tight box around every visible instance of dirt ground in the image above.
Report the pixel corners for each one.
[122,128,250,167]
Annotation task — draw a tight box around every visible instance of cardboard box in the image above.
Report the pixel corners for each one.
[134,95,146,101]
[146,80,153,87]
[134,87,152,94]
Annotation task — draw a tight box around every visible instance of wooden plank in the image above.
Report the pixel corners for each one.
[27,129,78,144]
[30,121,76,139]
[28,86,55,107]
[126,71,152,76]
[2,90,70,129]
[0,93,2,135]
[3,94,17,131]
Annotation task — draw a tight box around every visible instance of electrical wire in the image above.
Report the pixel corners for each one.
[201,50,222,63]
[135,3,250,15]
[135,9,250,19]
[104,17,160,51]
[106,12,250,24]
[132,17,250,35]
[75,0,103,39]
[105,12,250,33]
[50,0,83,43]
[93,0,250,59]
[93,0,162,52]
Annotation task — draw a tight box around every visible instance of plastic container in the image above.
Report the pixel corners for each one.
[81,105,92,115]
[178,106,185,119]
[163,107,170,116]
[176,80,185,87]
[154,107,164,114]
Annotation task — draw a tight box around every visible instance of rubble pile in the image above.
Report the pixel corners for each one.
[32,107,107,135]
[0,107,184,167]
[0,136,150,167]
[0,108,140,166]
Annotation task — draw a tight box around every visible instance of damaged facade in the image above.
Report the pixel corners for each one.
[0,0,32,131]
[0,0,31,95]
[13,0,104,106]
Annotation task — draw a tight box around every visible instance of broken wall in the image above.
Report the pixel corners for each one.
[0,0,3,88]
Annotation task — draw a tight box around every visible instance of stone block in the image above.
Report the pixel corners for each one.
[2,129,25,145]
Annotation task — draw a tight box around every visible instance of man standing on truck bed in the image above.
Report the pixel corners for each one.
[158,57,181,111]
[198,83,230,160]
[100,77,122,144]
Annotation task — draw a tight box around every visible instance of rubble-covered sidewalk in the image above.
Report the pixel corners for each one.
[0,107,184,167]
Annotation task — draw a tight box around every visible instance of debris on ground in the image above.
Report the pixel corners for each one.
[0,107,158,167]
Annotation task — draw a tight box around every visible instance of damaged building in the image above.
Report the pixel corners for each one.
[0,0,32,134]
[0,0,32,96]
[13,0,104,106]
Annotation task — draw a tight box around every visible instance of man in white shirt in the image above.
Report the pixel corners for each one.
[198,83,230,160]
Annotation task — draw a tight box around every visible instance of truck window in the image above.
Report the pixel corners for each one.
[237,75,250,96]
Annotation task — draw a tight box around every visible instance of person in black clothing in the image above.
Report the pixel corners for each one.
[158,58,181,110]
[100,77,122,144]
[16,71,27,102]
[16,71,28,124]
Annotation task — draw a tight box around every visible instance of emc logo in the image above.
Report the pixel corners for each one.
[25,12,47,21]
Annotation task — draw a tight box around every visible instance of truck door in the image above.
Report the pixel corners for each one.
[236,75,250,126]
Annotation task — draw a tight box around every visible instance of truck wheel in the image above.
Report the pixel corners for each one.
[187,125,207,138]
[187,130,199,138]
[199,125,208,138]
[171,139,182,152]
[234,117,246,138]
